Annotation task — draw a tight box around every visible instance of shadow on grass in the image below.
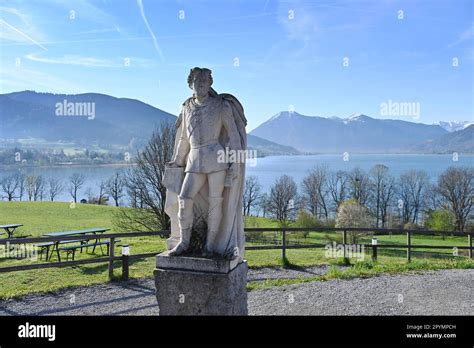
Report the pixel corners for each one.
[76,256,151,277]
[377,247,465,260]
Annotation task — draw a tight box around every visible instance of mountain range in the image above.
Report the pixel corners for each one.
[0,91,297,155]
[413,124,474,154]
[1,91,472,155]
[250,111,473,154]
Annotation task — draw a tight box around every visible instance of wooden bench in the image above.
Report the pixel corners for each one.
[60,240,121,261]
[35,240,81,260]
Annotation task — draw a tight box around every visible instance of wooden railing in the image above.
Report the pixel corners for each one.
[0,231,168,279]
[244,227,473,263]
[0,227,472,280]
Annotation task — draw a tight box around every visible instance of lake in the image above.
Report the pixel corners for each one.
[1,154,472,204]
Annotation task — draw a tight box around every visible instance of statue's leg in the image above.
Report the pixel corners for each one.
[204,170,226,255]
[169,172,206,256]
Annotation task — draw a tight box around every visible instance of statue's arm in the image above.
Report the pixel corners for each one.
[170,109,189,167]
[222,100,243,151]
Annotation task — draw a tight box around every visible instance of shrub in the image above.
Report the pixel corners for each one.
[335,199,373,243]
[425,209,455,231]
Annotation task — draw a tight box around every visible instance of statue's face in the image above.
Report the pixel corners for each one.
[191,74,211,98]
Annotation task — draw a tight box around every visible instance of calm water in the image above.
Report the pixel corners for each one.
[2,154,473,204]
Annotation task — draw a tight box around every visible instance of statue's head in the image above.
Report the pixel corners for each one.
[188,67,213,98]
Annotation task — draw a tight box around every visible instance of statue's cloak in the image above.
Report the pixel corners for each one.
[164,88,247,260]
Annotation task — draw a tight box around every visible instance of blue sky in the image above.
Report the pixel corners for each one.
[1,0,473,130]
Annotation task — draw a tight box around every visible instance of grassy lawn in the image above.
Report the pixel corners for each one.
[0,201,472,299]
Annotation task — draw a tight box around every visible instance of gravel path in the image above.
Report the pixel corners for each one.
[0,268,472,316]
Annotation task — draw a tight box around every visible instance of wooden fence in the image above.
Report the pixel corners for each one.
[0,227,472,280]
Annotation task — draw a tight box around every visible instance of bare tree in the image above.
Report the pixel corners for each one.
[85,187,94,203]
[35,175,45,201]
[26,175,35,201]
[397,170,429,225]
[47,177,64,202]
[26,175,45,201]
[0,174,20,201]
[258,192,270,218]
[369,164,395,228]
[348,167,371,206]
[243,175,262,216]
[115,122,176,231]
[97,180,108,205]
[327,170,349,214]
[267,175,298,225]
[17,174,25,201]
[126,183,144,209]
[436,167,473,231]
[106,171,125,207]
[424,183,440,213]
[68,173,85,203]
[301,165,329,220]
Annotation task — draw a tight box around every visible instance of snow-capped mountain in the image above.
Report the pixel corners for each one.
[250,111,448,153]
[437,121,473,132]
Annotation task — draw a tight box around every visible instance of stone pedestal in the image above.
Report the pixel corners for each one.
[154,251,248,315]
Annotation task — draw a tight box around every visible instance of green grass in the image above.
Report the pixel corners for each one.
[0,202,166,298]
[0,202,472,299]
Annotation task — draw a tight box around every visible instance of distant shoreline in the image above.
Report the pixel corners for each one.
[0,153,472,169]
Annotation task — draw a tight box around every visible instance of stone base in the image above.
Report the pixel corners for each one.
[154,252,248,315]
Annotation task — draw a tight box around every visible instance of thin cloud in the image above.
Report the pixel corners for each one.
[25,53,116,67]
[136,0,164,61]
[70,27,121,35]
[25,53,157,68]
[0,19,47,50]
[448,23,474,48]
[263,0,270,12]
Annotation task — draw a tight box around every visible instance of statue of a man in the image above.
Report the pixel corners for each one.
[164,67,247,259]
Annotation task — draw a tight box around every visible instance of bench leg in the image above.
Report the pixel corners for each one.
[72,250,76,261]
[99,243,105,256]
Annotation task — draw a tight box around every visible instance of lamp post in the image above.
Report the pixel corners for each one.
[122,244,130,280]
[371,237,377,262]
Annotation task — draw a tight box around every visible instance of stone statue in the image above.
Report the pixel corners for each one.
[163,67,247,260]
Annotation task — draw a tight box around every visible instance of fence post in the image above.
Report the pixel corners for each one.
[282,229,286,261]
[343,230,347,259]
[469,234,472,259]
[406,231,411,263]
[108,237,115,281]
[122,244,130,281]
[371,237,377,262]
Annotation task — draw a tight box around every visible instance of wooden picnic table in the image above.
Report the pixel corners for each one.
[0,224,23,239]
[42,228,110,262]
